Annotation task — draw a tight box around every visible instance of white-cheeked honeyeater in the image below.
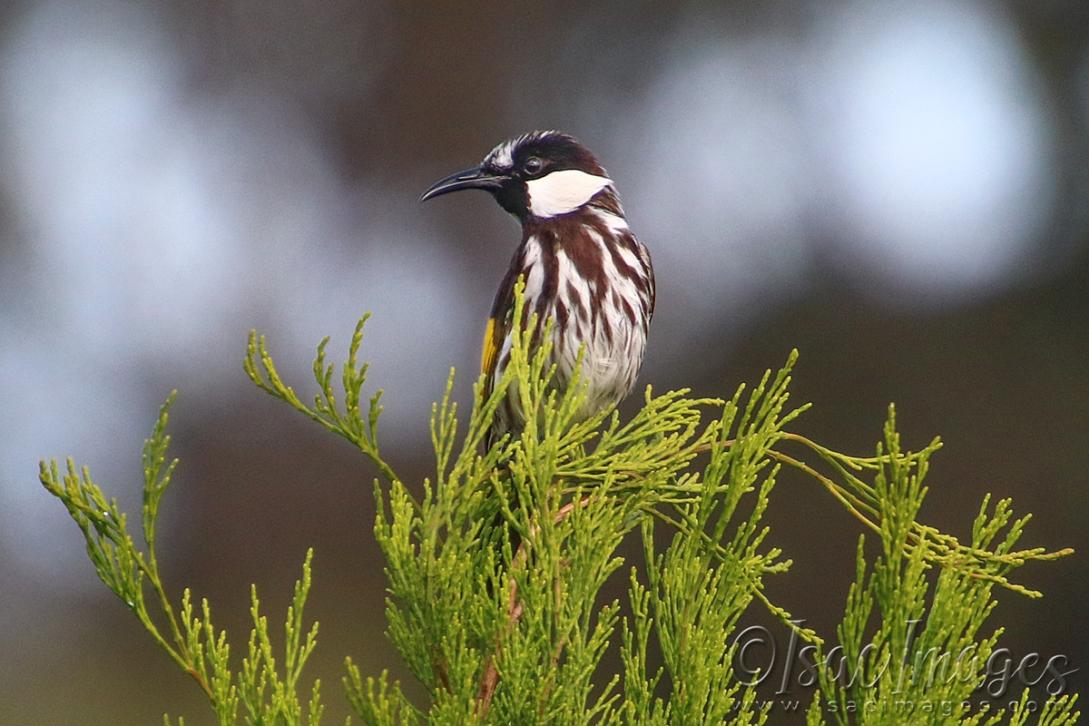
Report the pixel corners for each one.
[422,131,655,443]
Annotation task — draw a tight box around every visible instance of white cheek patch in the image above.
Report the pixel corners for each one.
[526,169,612,218]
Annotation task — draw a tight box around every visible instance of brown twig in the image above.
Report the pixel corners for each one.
[475,498,584,718]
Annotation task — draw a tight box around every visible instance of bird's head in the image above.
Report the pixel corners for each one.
[420,131,617,222]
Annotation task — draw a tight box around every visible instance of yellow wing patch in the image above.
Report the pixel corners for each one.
[481,317,500,378]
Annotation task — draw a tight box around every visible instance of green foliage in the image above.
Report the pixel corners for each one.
[40,396,324,725]
[806,414,1080,726]
[41,279,1077,724]
[620,358,801,726]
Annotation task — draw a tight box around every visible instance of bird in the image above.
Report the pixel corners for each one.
[421,130,655,444]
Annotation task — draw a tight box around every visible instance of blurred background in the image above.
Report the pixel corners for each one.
[2,0,1087,722]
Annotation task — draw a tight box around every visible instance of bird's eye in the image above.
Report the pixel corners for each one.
[522,157,543,175]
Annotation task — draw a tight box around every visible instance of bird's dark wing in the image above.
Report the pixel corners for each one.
[482,259,519,393]
[480,316,502,383]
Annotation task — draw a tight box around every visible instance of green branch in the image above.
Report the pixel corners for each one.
[40,396,323,725]
[40,283,1078,724]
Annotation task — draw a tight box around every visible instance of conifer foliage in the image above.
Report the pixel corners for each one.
[41,282,1077,724]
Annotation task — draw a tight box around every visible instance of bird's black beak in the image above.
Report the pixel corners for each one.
[420,165,505,202]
